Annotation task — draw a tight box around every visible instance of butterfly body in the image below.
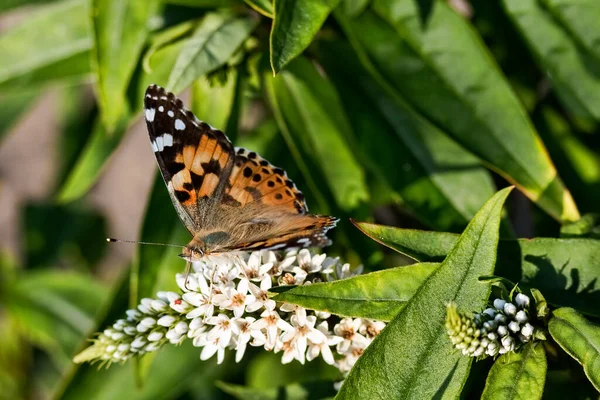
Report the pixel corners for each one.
[143,84,337,259]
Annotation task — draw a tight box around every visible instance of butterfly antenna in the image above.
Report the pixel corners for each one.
[106,238,183,248]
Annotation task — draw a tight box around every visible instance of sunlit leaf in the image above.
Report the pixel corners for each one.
[273,263,439,321]
[318,39,496,231]
[338,188,512,398]
[549,308,600,391]
[541,0,600,65]
[341,3,578,221]
[353,222,600,317]
[502,0,600,122]
[270,0,340,74]
[244,0,273,18]
[267,56,369,211]
[217,380,337,400]
[167,12,257,93]
[91,0,160,132]
[482,342,547,400]
[0,0,92,90]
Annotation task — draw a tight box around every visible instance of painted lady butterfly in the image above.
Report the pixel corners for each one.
[143,84,337,261]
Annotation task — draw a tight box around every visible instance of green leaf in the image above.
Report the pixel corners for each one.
[6,270,107,368]
[482,342,547,400]
[273,263,439,321]
[0,0,92,90]
[267,56,369,211]
[0,0,60,12]
[337,187,513,398]
[91,0,160,132]
[270,0,340,74]
[541,0,600,65]
[354,221,457,261]
[244,0,273,18]
[535,107,600,215]
[343,4,577,221]
[502,0,600,121]
[217,380,337,400]
[548,308,600,391]
[317,39,497,231]
[167,12,257,93]
[353,223,600,317]
[190,67,239,135]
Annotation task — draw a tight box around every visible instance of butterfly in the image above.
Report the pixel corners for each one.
[143,84,338,262]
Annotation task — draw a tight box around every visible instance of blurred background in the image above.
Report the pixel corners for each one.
[2,0,600,398]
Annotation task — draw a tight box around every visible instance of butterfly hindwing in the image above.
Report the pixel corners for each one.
[144,85,234,235]
[225,147,307,214]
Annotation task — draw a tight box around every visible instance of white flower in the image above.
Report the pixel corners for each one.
[206,314,238,347]
[306,321,342,365]
[336,262,363,280]
[182,273,214,319]
[493,299,506,310]
[250,310,294,350]
[276,339,299,364]
[239,252,273,281]
[196,333,227,364]
[336,343,365,372]
[515,293,530,308]
[296,249,327,274]
[272,252,297,276]
[358,319,386,339]
[280,308,327,364]
[246,276,276,312]
[334,318,370,353]
[212,279,256,318]
[232,316,256,362]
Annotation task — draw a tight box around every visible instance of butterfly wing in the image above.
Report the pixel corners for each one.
[144,84,235,235]
[195,147,338,253]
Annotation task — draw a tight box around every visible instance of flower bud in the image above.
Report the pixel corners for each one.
[493,299,506,310]
[503,303,517,316]
[515,293,530,308]
[515,310,528,323]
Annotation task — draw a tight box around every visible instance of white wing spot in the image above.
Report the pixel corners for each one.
[145,108,155,122]
[158,105,164,112]
[163,133,173,147]
[160,96,167,100]
[297,238,310,244]
[145,94,151,98]
[151,141,158,152]
[175,119,185,130]
[268,243,286,250]
[155,136,164,151]
[167,110,174,118]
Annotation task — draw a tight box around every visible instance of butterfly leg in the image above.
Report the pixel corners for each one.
[183,260,192,290]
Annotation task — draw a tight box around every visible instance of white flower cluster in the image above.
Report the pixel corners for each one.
[446,293,536,358]
[74,249,385,376]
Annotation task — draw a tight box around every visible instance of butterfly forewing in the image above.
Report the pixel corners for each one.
[144,85,235,234]
[144,84,337,255]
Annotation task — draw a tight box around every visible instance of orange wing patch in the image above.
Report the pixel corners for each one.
[225,148,307,213]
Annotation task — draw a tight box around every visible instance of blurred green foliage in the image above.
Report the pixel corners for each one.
[2,0,600,398]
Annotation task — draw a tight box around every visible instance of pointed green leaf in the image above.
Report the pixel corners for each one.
[502,0,600,122]
[482,342,547,400]
[58,38,183,203]
[167,12,257,93]
[270,0,340,74]
[245,0,273,18]
[190,68,239,136]
[268,56,368,210]
[273,263,439,321]
[342,4,577,221]
[91,0,160,132]
[353,223,600,317]
[0,0,92,90]
[338,187,513,399]
[549,308,600,391]
[317,39,497,231]
[540,0,600,66]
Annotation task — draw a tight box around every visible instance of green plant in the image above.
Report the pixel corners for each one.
[2,0,600,399]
